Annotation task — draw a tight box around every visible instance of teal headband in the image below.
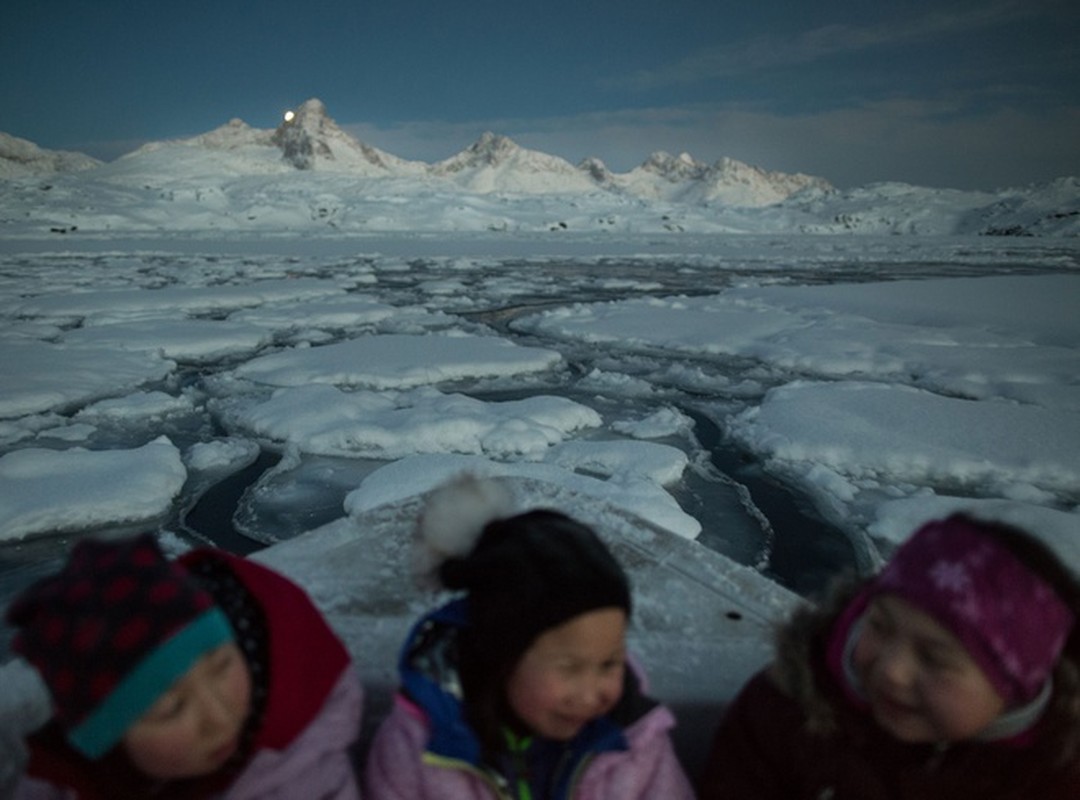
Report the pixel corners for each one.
[67,607,235,759]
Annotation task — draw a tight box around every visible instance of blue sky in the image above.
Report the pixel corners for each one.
[2,0,1078,189]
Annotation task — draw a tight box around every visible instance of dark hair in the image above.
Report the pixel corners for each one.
[446,509,631,758]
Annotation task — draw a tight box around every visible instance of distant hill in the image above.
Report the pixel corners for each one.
[1,98,1076,237]
[0,132,101,179]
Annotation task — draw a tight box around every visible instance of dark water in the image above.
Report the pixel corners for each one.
[12,240,1071,656]
[179,452,280,556]
[684,409,860,595]
[170,402,858,600]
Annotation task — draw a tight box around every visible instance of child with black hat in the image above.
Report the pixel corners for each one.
[6,533,363,799]
[363,474,694,800]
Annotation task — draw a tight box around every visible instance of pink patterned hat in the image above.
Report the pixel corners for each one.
[870,514,1074,705]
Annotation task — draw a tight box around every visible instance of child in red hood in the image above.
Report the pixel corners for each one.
[7,533,363,799]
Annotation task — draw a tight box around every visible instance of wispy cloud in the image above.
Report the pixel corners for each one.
[607,1,1030,91]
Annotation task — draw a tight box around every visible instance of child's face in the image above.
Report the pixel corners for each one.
[123,642,252,779]
[853,594,1006,743]
[505,607,627,741]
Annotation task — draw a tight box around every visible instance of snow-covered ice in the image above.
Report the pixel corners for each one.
[0,232,1078,788]
[233,333,563,389]
[0,240,1077,565]
[0,438,186,541]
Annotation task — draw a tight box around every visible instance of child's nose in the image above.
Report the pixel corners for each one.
[878,641,917,686]
[194,680,234,732]
[574,672,616,712]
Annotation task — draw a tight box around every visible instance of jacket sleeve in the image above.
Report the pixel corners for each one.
[577,704,696,800]
[225,664,364,800]
[362,696,492,800]
[362,698,425,800]
[697,669,799,799]
[11,778,74,800]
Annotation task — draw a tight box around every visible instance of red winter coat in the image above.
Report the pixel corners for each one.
[699,583,1080,800]
[16,549,363,800]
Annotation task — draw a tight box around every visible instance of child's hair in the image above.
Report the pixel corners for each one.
[413,474,632,755]
[5,534,235,761]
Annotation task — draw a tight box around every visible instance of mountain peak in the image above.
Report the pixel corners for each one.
[430,133,598,193]
[0,131,101,179]
[578,156,613,183]
[465,132,521,165]
[641,151,709,181]
[272,98,339,169]
[270,97,416,173]
[191,118,274,150]
[296,98,329,117]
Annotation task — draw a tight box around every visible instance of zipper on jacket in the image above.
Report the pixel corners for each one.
[422,752,515,799]
[563,752,594,798]
[504,729,534,800]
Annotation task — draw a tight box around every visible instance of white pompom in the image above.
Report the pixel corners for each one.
[412,473,517,588]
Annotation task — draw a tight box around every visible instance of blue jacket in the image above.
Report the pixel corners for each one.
[365,598,693,800]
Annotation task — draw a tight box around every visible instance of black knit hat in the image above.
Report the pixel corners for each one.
[443,509,631,659]
[5,534,234,759]
[414,475,631,666]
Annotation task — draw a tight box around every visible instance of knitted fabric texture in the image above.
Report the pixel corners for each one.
[440,509,631,668]
[832,515,1074,707]
[186,555,269,773]
[6,533,234,759]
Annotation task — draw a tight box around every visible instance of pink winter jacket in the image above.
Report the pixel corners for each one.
[218,665,363,800]
[363,692,695,800]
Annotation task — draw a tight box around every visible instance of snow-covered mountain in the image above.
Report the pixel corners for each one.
[430,132,600,194]
[774,178,1080,237]
[0,132,101,179]
[1,98,823,204]
[1,98,1077,237]
[611,152,830,206]
[270,98,427,176]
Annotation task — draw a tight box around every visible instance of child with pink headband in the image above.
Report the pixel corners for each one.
[699,513,1080,799]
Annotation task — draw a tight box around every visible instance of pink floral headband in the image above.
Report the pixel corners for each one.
[869,515,1074,705]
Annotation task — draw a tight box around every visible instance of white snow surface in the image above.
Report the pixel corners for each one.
[0,229,1078,790]
[233,334,563,389]
[0,243,1075,561]
[2,98,1076,236]
[0,437,186,540]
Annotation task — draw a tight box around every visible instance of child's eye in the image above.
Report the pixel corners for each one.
[146,694,185,722]
[917,647,958,672]
[211,648,235,672]
[865,610,894,637]
[601,657,625,674]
